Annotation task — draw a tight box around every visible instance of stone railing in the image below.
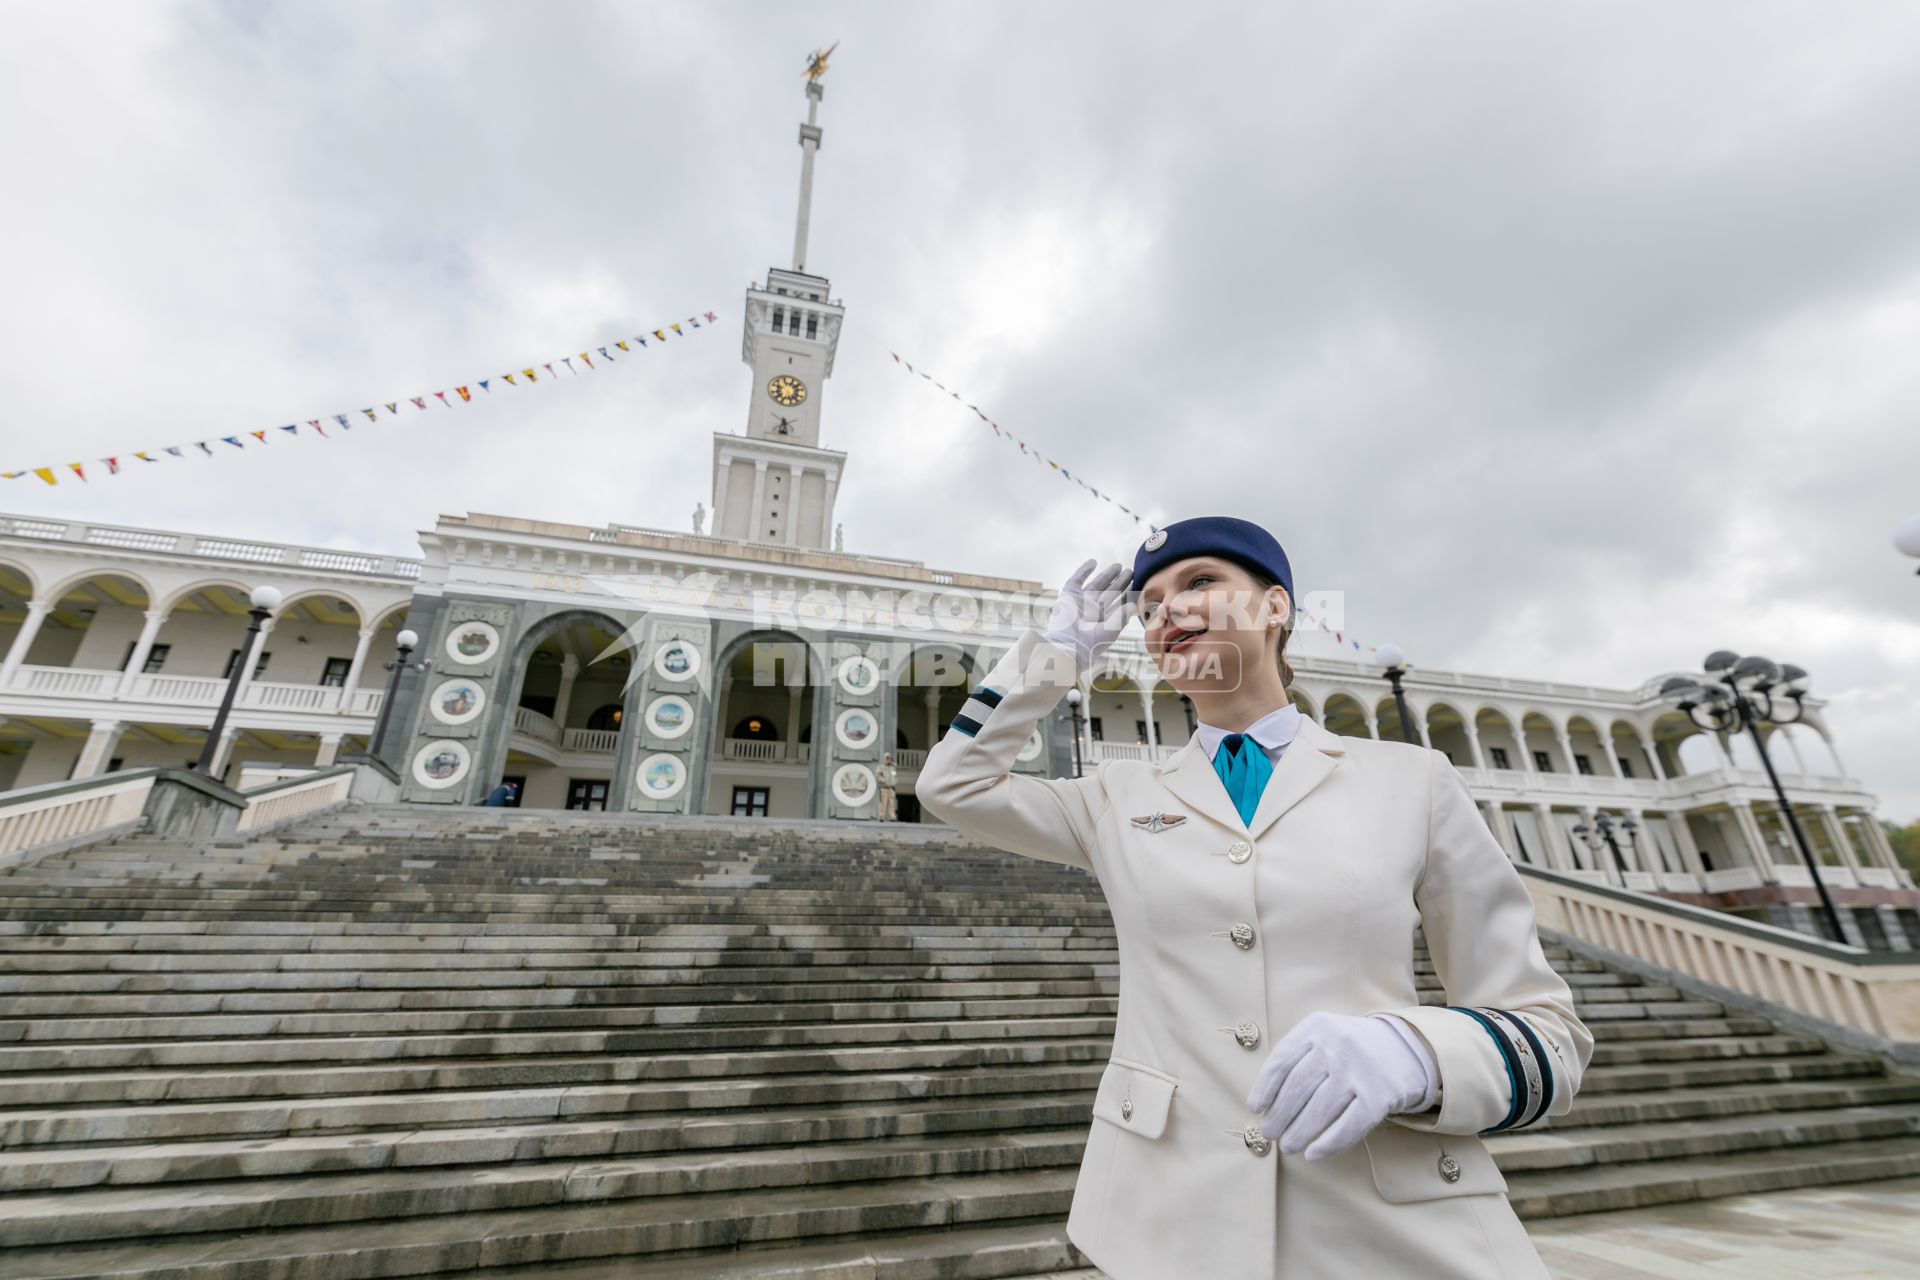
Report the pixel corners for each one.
[234,769,358,833]
[0,763,387,870]
[0,514,422,579]
[1522,864,1920,1062]
[0,772,153,860]
[4,665,383,718]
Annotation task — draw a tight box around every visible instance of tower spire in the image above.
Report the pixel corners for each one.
[792,42,835,273]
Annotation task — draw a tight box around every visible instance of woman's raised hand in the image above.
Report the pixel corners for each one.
[1044,558,1130,670]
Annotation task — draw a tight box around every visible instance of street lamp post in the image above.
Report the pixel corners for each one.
[1373,643,1419,746]
[1657,652,1846,944]
[1896,514,1920,576]
[368,629,422,762]
[1065,687,1085,778]
[193,585,282,779]
[1571,812,1632,885]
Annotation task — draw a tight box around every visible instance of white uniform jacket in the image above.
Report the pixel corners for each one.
[916,630,1596,1280]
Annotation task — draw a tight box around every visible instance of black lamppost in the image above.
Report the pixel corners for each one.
[1657,652,1845,944]
[368,628,422,761]
[1896,514,1920,576]
[1571,812,1636,885]
[1374,643,1419,745]
[194,585,282,778]
[1065,687,1085,778]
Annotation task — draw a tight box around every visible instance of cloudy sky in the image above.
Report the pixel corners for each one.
[2,2,1916,819]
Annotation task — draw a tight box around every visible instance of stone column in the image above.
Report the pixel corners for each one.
[233,618,276,706]
[1514,722,1538,773]
[1667,811,1708,877]
[1817,807,1863,878]
[1554,725,1577,775]
[315,733,343,767]
[552,654,581,729]
[1730,802,1778,880]
[0,599,51,685]
[337,627,376,709]
[785,465,805,546]
[712,455,734,533]
[116,609,168,696]
[1533,804,1573,871]
[1601,728,1626,778]
[1635,730,1668,781]
[923,688,940,747]
[748,461,769,539]
[786,685,804,760]
[72,719,124,778]
[1462,719,1487,770]
[1137,685,1158,750]
[819,472,840,549]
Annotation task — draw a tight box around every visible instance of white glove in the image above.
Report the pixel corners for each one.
[1043,558,1130,670]
[1245,1010,1438,1162]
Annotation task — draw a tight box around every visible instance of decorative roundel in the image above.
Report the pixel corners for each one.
[445,620,500,666]
[832,762,877,808]
[428,678,486,726]
[1017,728,1046,763]
[411,740,472,790]
[835,653,880,697]
[645,694,693,740]
[653,640,702,682]
[1142,528,1168,551]
[834,706,879,752]
[636,752,687,799]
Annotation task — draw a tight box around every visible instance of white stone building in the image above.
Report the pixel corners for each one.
[0,67,1910,946]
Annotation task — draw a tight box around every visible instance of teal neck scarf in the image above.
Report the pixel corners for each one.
[1211,733,1273,827]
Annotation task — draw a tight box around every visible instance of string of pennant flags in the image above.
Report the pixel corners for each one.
[4,312,718,487]
[888,350,1402,663]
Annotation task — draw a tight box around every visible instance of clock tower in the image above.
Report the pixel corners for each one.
[712,50,847,550]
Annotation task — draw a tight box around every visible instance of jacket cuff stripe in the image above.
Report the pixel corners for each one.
[958,697,999,726]
[1477,1008,1546,1130]
[949,713,984,738]
[969,685,1005,708]
[1447,1006,1526,1133]
[1495,1009,1557,1128]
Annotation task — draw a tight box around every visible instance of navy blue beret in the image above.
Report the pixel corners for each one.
[1130,516,1294,605]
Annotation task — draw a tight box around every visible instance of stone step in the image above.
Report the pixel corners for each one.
[1489,1101,1920,1171]
[0,1163,1086,1278]
[1556,1075,1920,1129]
[0,1012,1771,1077]
[1502,1132,1920,1217]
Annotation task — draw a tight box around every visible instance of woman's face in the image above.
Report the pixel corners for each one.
[1136,555,1289,693]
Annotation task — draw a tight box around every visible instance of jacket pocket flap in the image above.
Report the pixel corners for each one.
[1362,1121,1508,1202]
[1091,1055,1179,1140]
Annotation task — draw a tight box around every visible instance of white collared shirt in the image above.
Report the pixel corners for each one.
[1193,701,1306,764]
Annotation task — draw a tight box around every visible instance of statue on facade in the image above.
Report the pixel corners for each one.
[693,502,706,536]
[834,523,845,552]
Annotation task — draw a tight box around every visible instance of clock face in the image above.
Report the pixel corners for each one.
[767,374,808,407]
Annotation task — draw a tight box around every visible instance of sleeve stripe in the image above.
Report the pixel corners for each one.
[1446,1006,1526,1133]
[1493,1009,1556,1129]
[969,685,1005,708]
[958,697,998,725]
[949,713,983,738]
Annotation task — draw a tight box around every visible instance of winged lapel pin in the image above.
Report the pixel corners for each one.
[1131,811,1186,833]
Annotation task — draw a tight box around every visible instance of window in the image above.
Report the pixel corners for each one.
[1088,716,1104,741]
[731,786,770,817]
[1617,757,1635,779]
[805,312,818,339]
[224,648,270,679]
[1489,746,1510,770]
[1136,720,1158,744]
[1532,750,1552,773]
[788,311,800,335]
[565,779,608,811]
[1574,754,1593,776]
[319,657,352,687]
[772,306,784,331]
[121,641,169,674]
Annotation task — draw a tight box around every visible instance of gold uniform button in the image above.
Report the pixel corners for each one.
[1439,1154,1461,1183]
[1226,839,1253,863]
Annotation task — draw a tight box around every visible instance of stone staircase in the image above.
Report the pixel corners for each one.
[0,804,1917,1279]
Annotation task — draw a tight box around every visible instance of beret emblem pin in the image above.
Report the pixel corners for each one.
[1142,528,1168,550]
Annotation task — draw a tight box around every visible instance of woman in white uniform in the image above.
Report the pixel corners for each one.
[916,516,1594,1280]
